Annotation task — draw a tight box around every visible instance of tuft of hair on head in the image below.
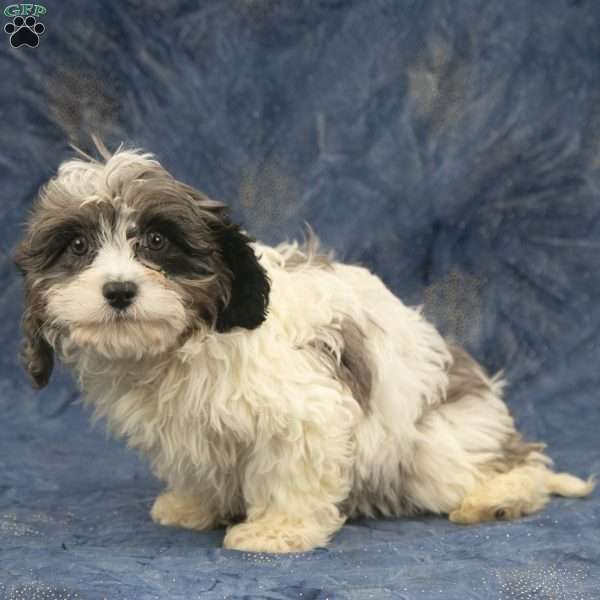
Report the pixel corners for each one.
[90,133,114,161]
[68,133,118,164]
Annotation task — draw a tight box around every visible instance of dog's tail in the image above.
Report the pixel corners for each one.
[545,471,596,497]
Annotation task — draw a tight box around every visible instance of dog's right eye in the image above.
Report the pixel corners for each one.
[70,236,89,256]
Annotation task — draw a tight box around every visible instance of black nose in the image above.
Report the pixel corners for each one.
[102,281,138,310]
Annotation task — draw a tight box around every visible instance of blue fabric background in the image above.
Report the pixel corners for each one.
[1,1,599,598]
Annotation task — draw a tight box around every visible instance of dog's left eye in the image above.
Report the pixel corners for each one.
[146,231,167,251]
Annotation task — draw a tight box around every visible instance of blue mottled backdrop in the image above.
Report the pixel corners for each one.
[1,1,599,598]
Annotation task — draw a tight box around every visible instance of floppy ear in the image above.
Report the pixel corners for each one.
[20,303,54,389]
[14,242,54,388]
[214,222,271,333]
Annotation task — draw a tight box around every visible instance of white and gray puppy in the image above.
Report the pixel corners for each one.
[15,146,594,553]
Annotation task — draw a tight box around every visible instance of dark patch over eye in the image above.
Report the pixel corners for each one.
[23,223,95,272]
[135,218,213,277]
[137,216,195,252]
[56,231,97,273]
[16,191,116,276]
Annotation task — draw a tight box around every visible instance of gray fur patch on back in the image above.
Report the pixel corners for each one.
[338,319,373,412]
[445,344,549,472]
[485,433,548,475]
[308,319,373,413]
[445,343,493,403]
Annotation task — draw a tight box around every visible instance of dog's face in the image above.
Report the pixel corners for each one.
[15,149,270,387]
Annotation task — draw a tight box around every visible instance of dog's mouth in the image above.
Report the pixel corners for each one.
[67,317,185,359]
[62,299,190,358]
[110,306,138,321]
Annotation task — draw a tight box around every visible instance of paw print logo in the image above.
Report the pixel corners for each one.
[4,15,45,48]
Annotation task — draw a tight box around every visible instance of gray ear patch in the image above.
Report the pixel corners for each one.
[307,318,374,413]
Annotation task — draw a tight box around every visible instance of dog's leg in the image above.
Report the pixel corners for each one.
[223,467,349,553]
[151,490,218,530]
[223,404,354,553]
[449,465,595,524]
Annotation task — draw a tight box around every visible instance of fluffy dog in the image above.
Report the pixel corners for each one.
[15,145,594,553]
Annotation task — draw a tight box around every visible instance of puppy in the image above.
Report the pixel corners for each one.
[15,145,595,553]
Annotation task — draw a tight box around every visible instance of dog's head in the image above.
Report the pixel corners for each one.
[15,148,270,387]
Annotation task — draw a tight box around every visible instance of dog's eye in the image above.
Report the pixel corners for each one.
[70,236,89,256]
[147,231,167,251]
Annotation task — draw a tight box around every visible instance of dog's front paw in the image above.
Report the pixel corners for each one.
[223,516,330,553]
[151,490,217,531]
